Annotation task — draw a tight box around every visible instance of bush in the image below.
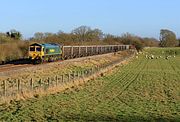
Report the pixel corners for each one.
[0,42,28,63]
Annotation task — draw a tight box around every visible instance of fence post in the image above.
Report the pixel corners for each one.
[3,80,7,97]
[68,73,70,82]
[97,65,100,71]
[55,76,58,86]
[77,71,80,79]
[81,70,83,78]
[47,77,50,87]
[78,47,81,57]
[84,70,86,77]
[39,79,42,87]
[91,67,94,75]
[30,78,33,90]
[17,79,21,92]
[62,74,64,84]
[85,70,88,77]
[73,72,75,82]
[87,69,90,76]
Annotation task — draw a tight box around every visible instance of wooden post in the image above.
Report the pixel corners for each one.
[17,79,21,92]
[55,76,58,86]
[73,72,75,82]
[86,69,89,76]
[78,47,81,57]
[83,70,85,77]
[82,70,84,78]
[77,71,80,79]
[85,70,87,77]
[30,78,33,90]
[3,80,6,97]
[90,68,92,75]
[91,67,94,75]
[47,77,50,87]
[62,74,64,83]
[97,65,100,71]
[87,69,90,76]
[68,73,70,82]
[39,79,42,87]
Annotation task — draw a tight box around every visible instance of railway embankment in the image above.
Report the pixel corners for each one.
[0,50,135,102]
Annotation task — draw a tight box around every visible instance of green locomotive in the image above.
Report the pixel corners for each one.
[29,43,63,64]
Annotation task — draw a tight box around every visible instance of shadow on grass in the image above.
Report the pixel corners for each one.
[47,113,180,122]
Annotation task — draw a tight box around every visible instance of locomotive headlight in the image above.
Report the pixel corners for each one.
[30,52,38,59]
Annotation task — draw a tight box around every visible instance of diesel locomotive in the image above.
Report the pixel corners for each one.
[29,43,131,64]
[29,43,63,64]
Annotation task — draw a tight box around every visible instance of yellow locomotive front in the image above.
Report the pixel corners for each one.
[29,43,44,61]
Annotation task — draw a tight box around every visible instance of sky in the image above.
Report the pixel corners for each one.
[0,0,180,39]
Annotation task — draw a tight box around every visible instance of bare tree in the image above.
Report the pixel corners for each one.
[34,32,44,40]
[72,26,91,42]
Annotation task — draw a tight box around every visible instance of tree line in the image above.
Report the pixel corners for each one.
[0,26,179,63]
[30,26,160,49]
[1,26,179,48]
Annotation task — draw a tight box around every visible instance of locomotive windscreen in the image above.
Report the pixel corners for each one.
[30,46,35,51]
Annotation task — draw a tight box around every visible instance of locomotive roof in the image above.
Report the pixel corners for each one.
[30,43,61,47]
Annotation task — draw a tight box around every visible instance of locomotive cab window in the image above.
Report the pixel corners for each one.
[36,47,41,51]
[30,47,35,51]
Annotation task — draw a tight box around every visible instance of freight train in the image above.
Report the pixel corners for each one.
[28,43,132,64]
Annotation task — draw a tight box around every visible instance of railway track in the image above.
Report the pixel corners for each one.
[0,64,33,72]
[0,48,133,73]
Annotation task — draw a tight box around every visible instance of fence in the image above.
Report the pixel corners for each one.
[0,53,134,99]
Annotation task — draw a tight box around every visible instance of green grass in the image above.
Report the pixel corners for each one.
[0,48,180,122]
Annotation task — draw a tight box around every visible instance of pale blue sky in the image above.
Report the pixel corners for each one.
[0,0,180,39]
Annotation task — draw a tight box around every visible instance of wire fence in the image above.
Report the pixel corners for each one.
[0,53,134,99]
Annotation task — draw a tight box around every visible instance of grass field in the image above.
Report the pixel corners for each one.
[0,48,179,121]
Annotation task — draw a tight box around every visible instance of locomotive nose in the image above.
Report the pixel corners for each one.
[30,52,38,59]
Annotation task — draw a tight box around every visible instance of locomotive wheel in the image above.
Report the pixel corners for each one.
[35,58,42,64]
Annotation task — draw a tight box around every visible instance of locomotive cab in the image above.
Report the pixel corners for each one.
[29,43,44,63]
[29,43,62,64]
